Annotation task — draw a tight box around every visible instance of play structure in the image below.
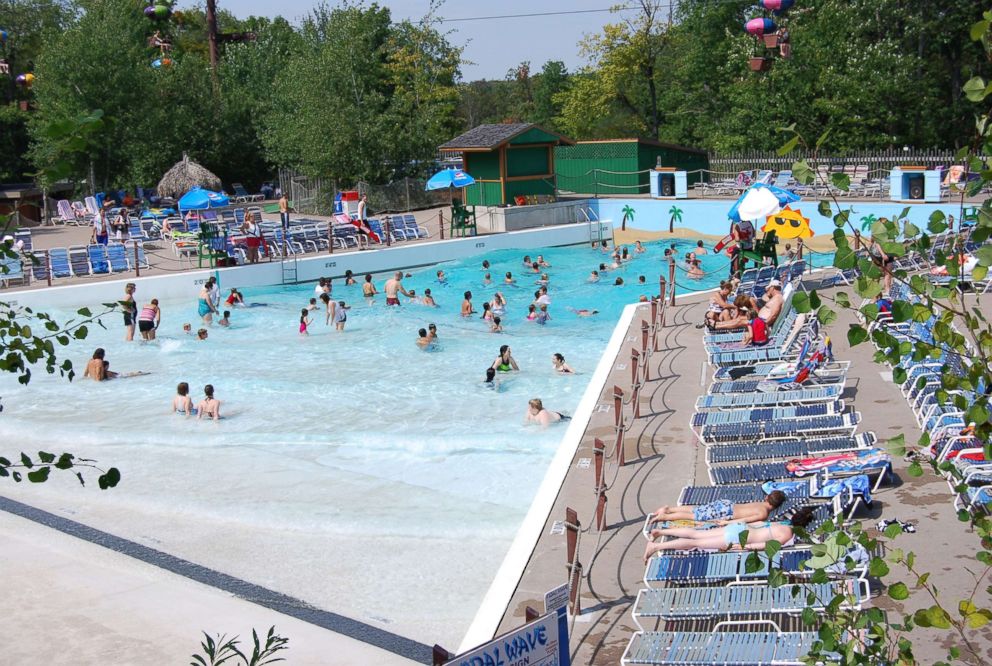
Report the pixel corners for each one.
[745,0,796,71]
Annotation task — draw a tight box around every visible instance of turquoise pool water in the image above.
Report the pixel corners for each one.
[0,238,813,644]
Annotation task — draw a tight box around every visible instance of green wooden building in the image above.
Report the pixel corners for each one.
[439,124,575,206]
[554,139,709,195]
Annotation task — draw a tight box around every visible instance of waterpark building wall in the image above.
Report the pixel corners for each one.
[555,139,710,195]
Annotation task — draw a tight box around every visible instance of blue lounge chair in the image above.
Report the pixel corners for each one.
[698,412,861,444]
[48,248,72,279]
[403,214,429,238]
[106,243,130,272]
[13,230,31,252]
[127,241,150,270]
[28,249,50,283]
[691,401,843,434]
[706,433,876,465]
[708,447,892,487]
[68,246,91,277]
[644,550,814,586]
[0,254,25,287]
[631,578,867,627]
[622,625,818,665]
[695,385,843,410]
[678,480,814,506]
[87,244,110,274]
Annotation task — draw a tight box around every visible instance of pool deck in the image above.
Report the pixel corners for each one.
[490,285,992,664]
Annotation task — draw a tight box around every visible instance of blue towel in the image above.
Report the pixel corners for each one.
[763,474,872,505]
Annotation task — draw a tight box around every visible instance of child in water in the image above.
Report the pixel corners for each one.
[218,311,231,327]
[334,301,350,331]
[491,316,503,333]
[172,382,195,416]
[299,308,312,336]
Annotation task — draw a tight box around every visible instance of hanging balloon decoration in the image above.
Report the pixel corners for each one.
[745,0,795,72]
[15,72,35,87]
[151,57,173,69]
[143,1,176,69]
[745,18,776,37]
[760,0,795,14]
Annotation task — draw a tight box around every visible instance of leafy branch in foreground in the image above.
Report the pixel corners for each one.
[741,9,992,665]
[0,451,120,489]
[190,627,288,666]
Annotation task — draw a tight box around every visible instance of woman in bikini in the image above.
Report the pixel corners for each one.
[643,506,816,563]
[122,283,138,341]
[197,384,221,421]
[172,382,195,417]
[524,398,571,427]
[491,345,519,372]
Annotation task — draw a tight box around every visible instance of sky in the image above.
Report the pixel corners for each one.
[199,0,644,81]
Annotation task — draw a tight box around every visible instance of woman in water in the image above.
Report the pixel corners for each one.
[480,301,493,322]
[344,270,356,286]
[299,308,312,336]
[137,298,161,341]
[122,283,138,341]
[362,273,378,299]
[491,292,507,316]
[642,506,816,563]
[635,240,646,254]
[525,398,571,427]
[461,291,475,316]
[172,382,195,416]
[198,282,217,326]
[552,353,575,374]
[320,293,336,326]
[197,384,221,421]
[492,345,519,372]
[526,304,538,321]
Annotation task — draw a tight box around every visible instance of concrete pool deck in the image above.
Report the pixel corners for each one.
[486,285,992,664]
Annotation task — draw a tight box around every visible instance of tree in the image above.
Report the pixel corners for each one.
[532,60,570,129]
[621,204,635,231]
[668,205,682,233]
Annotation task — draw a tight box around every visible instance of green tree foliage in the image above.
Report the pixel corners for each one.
[262,1,461,183]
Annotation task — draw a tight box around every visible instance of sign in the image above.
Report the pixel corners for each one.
[446,608,570,666]
[544,583,570,615]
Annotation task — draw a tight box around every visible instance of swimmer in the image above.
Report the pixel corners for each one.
[407,289,418,304]
[600,240,610,253]
[344,270,356,286]
[482,259,490,270]
[483,273,492,286]
[536,255,551,268]
[492,345,519,372]
[635,240,646,254]
[183,323,192,335]
[306,298,318,312]
[461,291,475,316]
[314,277,330,296]
[437,269,447,284]
[321,293,336,325]
[428,323,438,339]
[588,270,600,282]
[537,273,550,286]
[535,304,551,325]
[552,353,574,374]
[484,367,498,389]
[416,327,434,349]
[196,384,221,421]
[694,240,708,256]
[384,271,412,306]
[525,398,571,427]
[526,304,538,321]
[362,273,378,298]
[535,286,551,306]
[299,308,312,336]
[83,348,111,381]
[480,302,494,321]
[522,255,532,266]
[621,247,629,261]
[567,307,599,317]
[491,316,503,333]
[173,382,195,416]
[491,292,507,316]
[197,328,209,340]
[218,310,231,327]
[688,257,704,279]
[614,277,624,286]
[531,262,541,274]
[422,288,437,307]
[225,288,245,307]
[598,263,610,273]
[334,301,350,331]
[504,271,515,285]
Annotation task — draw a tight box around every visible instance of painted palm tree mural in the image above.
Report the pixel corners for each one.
[621,205,635,231]
[859,213,877,232]
[669,205,683,233]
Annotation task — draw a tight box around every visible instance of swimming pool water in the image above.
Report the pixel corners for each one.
[0,238,814,645]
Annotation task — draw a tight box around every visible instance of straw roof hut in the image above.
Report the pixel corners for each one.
[156,153,222,198]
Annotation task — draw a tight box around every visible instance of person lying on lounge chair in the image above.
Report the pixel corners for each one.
[649,491,786,525]
[644,505,815,562]
[706,295,751,331]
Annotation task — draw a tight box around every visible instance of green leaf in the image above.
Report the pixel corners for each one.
[967,611,992,629]
[971,19,991,41]
[98,467,121,490]
[903,222,920,238]
[817,307,837,326]
[793,160,814,185]
[815,129,832,151]
[792,291,811,313]
[891,301,913,323]
[37,451,55,463]
[893,367,906,384]
[27,467,50,483]
[847,326,869,347]
[835,292,850,308]
[777,135,799,156]
[20,452,33,468]
[908,461,924,477]
[869,557,890,577]
[974,265,989,282]
[818,199,832,219]
[830,173,851,191]
[964,76,989,103]
[965,404,990,426]
[888,582,910,600]
[885,523,904,539]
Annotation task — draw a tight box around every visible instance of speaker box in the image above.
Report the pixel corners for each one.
[907,174,924,200]
[661,175,675,197]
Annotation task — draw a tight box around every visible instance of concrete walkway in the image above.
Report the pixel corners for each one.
[493,285,992,664]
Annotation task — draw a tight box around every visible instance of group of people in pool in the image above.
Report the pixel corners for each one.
[171,382,221,420]
[482,344,576,427]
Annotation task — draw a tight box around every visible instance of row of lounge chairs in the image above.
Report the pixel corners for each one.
[623,268,890,665]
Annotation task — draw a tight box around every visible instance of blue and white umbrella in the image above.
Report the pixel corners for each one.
[425,168,476,191]
[728,183,801,223]
[178,187,230,211]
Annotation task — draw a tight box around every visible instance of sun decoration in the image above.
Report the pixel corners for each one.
[762,205,813,239]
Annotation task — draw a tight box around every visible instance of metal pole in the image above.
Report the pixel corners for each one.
[46,252,51,287]
[133,242,140,277]
[385,215,392,247]
[593,438,605,491]
[668,258,676,306]
[439,210,445,240]
[328,221,334,254]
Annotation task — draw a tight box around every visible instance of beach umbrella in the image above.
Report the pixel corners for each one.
[728,183,800,223]
[425,167,475,191]
[178,186,229,211]
[157,153,223,198]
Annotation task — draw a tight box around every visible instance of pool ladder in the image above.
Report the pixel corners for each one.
[281,255,298,285]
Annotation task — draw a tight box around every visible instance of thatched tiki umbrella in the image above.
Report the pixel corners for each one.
[156,153,223,198]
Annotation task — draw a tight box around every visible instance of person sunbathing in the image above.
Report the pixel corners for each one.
[649,491,787,525]
[706,295,751,331]
[644,505,815,562]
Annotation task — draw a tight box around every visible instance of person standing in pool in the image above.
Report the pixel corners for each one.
[480,301,493,321]
[490,316,503,333]
[173,382,195,416]
[416,327,435,349]
[492,345,519,372]
[362,273,378,299]
[525,398,571,427]
[422,289,437,307]
[384,271,412,306]
[197,384,221,421]
[635,240,646,254]
[299,308,312,336]
[137,298,161,341]
[535,304,551,325]
[461,291,475,316]
[504,272,516,285]
[122,283,138,341]
[320,293,336,325]
[198,281,218,325]
[334,301,350,331]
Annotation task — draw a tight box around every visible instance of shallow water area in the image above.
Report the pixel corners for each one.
[0,238,807,645]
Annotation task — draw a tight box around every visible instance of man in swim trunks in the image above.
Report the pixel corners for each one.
[648,491,786,525]
[383,271,411,306]
[754,280,784,326]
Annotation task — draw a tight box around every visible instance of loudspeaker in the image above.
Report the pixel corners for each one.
[907,175,924,200]
[661,175,675,197]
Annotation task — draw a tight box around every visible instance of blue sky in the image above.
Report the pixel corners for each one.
[195,1,643,80]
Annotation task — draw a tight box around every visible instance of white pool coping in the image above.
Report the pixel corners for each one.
[457,300,641,652]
